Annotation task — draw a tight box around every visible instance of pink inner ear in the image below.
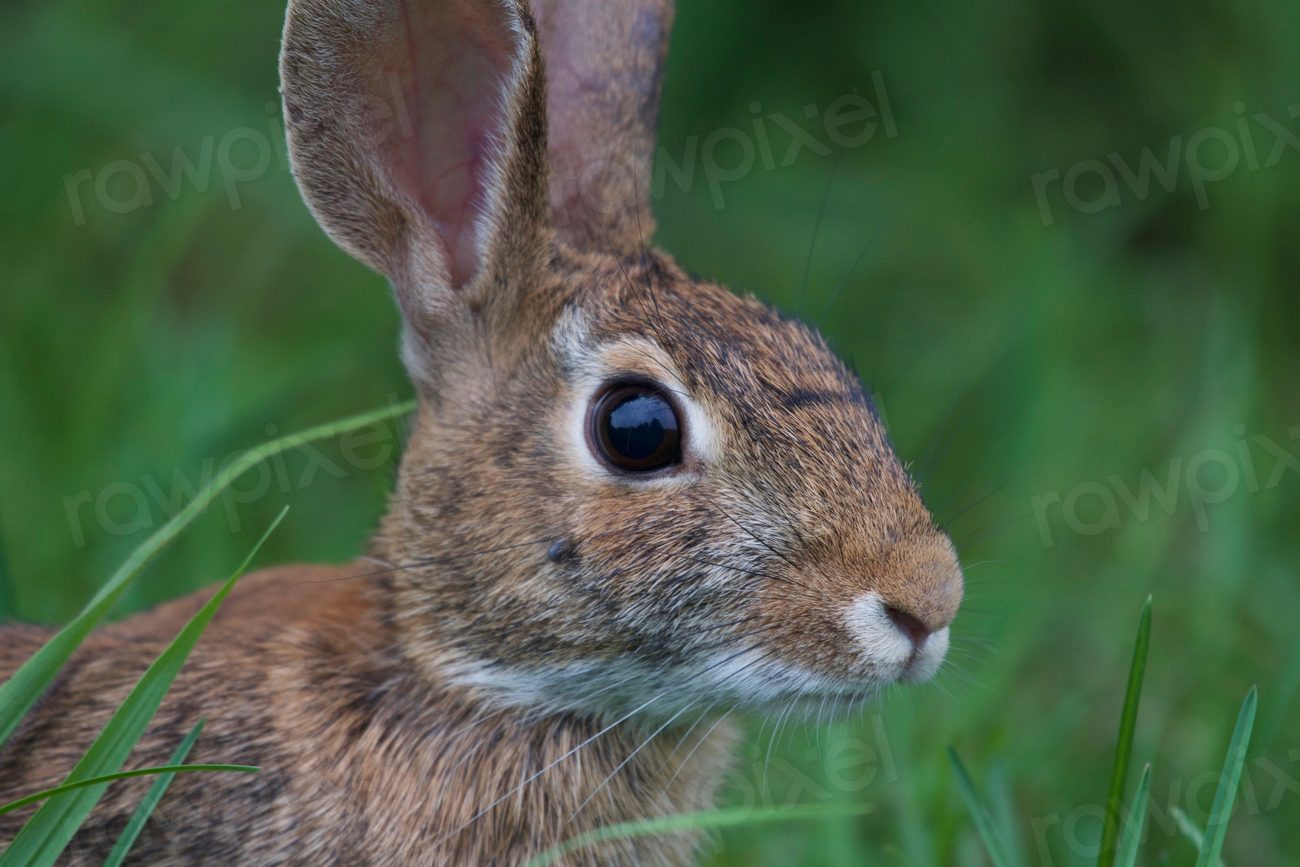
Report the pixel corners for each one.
[381,0,519,288]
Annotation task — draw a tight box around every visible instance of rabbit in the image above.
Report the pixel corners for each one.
[0,0,964,863]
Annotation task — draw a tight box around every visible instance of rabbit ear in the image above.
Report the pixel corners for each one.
[281,0,549,328]
[534,0,675,254]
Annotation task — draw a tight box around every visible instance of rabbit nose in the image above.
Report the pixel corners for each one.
[868,532,964,638]
[884,603,932,648]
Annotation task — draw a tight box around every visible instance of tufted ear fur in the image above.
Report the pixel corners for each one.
[280,0,551,351]
[533,0,675,254]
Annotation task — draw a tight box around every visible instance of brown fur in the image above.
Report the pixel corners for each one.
[0,565,736,864]
[0,0,962,863]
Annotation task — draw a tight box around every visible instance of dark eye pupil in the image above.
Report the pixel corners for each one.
[593,384,682,472]
[609,395,673,459]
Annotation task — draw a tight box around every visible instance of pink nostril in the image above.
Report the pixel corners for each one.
[885,604,931,647]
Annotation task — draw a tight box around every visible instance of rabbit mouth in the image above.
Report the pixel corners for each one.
[676,637,950,713]
[441,633,947,719]
[898,628,951,682]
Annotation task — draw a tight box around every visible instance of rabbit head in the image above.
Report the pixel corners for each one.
[281,0,963,717]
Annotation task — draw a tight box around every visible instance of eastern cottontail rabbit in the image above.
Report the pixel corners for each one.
[0,0,963,863]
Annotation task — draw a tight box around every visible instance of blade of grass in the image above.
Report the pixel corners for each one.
[987,760,1027,867]
[0,763,257,815]
[103,719,208,867]
[1169,807,1225,867]
[1114,764,1152,867]
[1097,595,1153,867]
[948,747,1012,867]
[1196,686,1258,867]
[521,802,872,867]
[0,399,415,748]
[0,507,285,867]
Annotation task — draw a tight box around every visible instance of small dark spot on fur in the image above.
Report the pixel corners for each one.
[546,538,576,563]
[680,525,708,547]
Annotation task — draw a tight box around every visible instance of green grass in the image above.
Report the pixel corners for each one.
[0,507,284,867]
[949,748,1014,867]
[1114,765,1152,867]
[1196,687,1258,867]
[0,763,259,818]
[948,601,1257,867]
[0,403,413,746]
[0,404,413,863]
[103,719,209,867]
[2,0,1299,863]
[523,803,874,867]
[1097,597,1153,866]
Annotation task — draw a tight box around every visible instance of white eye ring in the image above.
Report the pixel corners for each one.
[554,325,720,483]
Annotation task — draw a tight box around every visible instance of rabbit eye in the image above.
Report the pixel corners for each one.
[589,382,683,473]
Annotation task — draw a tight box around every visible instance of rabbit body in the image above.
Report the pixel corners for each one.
[0,563,736,864]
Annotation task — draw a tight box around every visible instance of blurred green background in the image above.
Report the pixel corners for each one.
[2,0,1298,863]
